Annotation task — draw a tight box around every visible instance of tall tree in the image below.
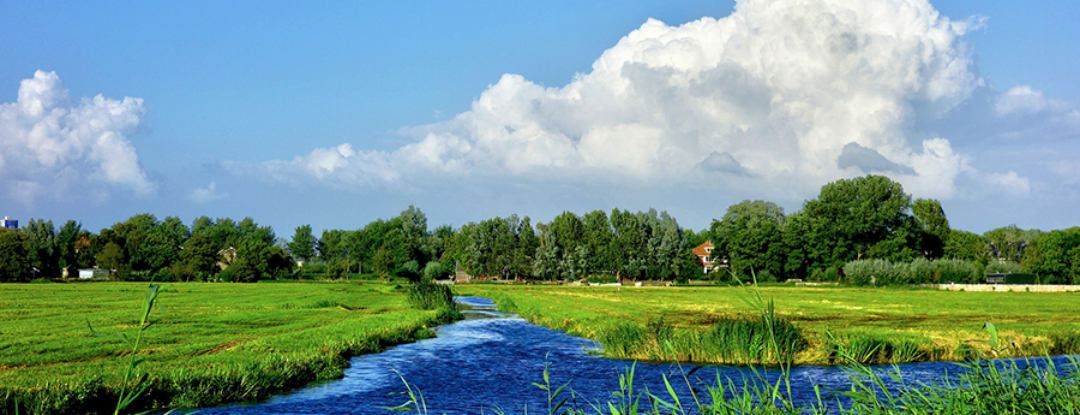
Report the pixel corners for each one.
[912,198,949,259]
[399,205,429,265]
[22,219,59,278]
[711,200,786,279]
[0,229,30,282]
[288,224,317,263]
[56,220,83,277]
[793,175,919,277]
[1022,228,1080,284]
[943,229,989,264]
[984,225,1041,263]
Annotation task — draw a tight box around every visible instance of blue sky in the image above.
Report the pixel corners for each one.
[1,0,1078,235]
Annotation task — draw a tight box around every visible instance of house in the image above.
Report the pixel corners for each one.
[692,240,726,274]
[217,247,237,270]
[454,261,473,284]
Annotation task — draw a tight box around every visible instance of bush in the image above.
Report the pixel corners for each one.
[754,269,777,283]
[933,258,979,284]
[985,261,1021,275]
[907,257,933,283]
[845,259,902,285]
[422,261,446,282]
[403,282,455,310]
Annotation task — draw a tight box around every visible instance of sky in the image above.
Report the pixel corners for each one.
[1,0,1078,236]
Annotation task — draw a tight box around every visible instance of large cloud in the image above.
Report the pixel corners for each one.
[233,0,1045,201]
[0,71,153,203]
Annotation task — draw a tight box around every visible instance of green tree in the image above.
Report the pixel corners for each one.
[288,224,317,263]
[0,229,31,281]
[943,229,989,264]
[581,210,614,276]
[796,175,919,276]
[610,209,648,281]
[178,233,219,281]
[399,205,429,265]
[56,220,83,278]
[1022,228,1080,284]
[23,219,60,278]
[711,200,786,279]
[984,225,1041,263]
[97,242,127,277]
[912,198,949,259]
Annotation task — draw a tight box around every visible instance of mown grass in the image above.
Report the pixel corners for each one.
[457,284,1080,365]
[0,281,459,414]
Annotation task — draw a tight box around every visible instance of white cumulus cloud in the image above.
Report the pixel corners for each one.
[233,0,1035,201]
[0,71,153,204]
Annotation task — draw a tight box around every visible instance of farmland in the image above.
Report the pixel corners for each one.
[0,281,453,413]
[457,283,1080,365]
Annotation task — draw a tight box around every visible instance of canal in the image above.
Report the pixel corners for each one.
[203,297,1075,414]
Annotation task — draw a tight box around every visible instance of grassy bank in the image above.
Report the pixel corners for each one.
[456,284,1080,365]
[0,281,459,414]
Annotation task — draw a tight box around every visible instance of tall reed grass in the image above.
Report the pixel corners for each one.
[845,258,980,285]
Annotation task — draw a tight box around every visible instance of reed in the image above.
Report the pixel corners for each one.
[403,281,456,311]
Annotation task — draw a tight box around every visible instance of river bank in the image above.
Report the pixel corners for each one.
[456,284,1080,366]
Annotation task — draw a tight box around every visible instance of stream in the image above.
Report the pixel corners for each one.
[203,296,1076,414]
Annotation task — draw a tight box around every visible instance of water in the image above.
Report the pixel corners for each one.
[203,297,1076,414]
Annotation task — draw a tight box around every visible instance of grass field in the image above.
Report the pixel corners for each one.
[0,281,455,414]
[456,283,1080,365]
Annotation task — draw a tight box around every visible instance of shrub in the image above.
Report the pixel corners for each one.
[845,259,902,285]
[422,261,445,282]
[933,258,979,284]
[907,257,933,283]
[985,260,1021,275]
[755,269,777,283]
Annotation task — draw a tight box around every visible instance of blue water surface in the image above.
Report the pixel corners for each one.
[202,297,1076,414]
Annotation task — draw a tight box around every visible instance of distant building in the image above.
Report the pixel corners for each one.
[692,240,727,274]
[2,216,17,230]
[454,261,473,284]
[218,247,237,270]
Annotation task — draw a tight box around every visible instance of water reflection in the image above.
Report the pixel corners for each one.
[203,297,1075,414]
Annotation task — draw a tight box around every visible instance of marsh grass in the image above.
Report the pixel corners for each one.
[403,282,455,311]
[1050,331,1080,356]
[395,287,1080,415]
[458,282,1080,365]
[828,333,940,365]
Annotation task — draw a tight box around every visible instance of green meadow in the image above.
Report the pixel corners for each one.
[457,284,1080,365]
[0,281,454,414]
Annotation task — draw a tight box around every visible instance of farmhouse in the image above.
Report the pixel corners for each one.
[692,240,726,274]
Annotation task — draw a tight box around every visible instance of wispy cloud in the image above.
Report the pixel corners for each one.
[188,182,226,204]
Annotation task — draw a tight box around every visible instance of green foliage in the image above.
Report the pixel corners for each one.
[711,200,786,279]
[0,229,31,282]
[984,224,1042,262]
[422,261,446,282]
[1022,227,1080,284]
[786,176,922,279]
[912,198,949,259]
[287,224,317,263]
[403,281,456,311]
[844,258,980,285]
[984,260,1021,274]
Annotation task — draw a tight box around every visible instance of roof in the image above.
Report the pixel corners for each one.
[692,240,714,257]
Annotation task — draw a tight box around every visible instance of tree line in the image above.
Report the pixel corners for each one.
[1,175,1078,284]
